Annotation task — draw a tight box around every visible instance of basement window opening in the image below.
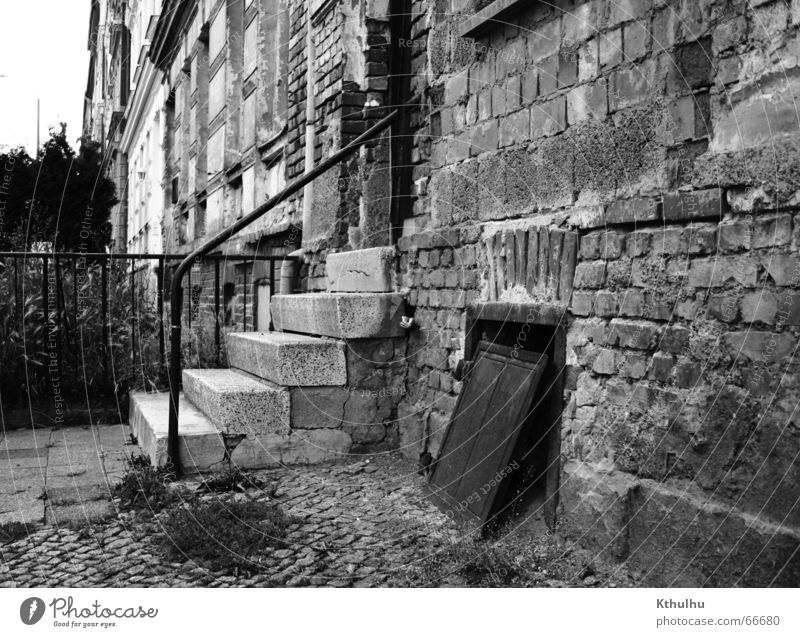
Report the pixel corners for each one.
[429,303,564,533]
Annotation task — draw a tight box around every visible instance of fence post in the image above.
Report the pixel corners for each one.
[130,263,136,371]
[41,255,49,389]
[214,259,220,365]
[158,257,165,367]
[101,259,109,378]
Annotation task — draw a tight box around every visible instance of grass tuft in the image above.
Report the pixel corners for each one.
[113,454,178,512]
[0,521,29,544]
[155,498,290,572]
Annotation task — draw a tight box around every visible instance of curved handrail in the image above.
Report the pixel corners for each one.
[167,102,410,475]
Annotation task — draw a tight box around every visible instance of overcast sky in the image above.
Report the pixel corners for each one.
[0,0,91,152]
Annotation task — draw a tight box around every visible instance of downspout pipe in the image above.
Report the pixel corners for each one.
[301,0,316,247]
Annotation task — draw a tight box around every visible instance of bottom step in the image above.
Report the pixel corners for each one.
[129,391,353,473]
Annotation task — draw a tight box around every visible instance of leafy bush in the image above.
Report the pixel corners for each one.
[156,499,290,571]
[0,258,224,411]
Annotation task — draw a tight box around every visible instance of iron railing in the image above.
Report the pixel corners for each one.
[0,251,284,408]
[167,101,413,475]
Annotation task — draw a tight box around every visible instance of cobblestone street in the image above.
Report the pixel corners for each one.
[1,425,464,587]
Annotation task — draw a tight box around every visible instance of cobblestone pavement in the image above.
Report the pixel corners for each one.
[1,440,465,587]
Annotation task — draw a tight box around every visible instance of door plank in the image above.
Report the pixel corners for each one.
[429,341,549,527]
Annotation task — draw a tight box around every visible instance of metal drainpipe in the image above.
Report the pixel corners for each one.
[301,0,316,247]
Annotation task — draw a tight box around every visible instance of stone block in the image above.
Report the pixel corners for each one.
[761,255,800,286]
[649,352,674,382]
[688,256,758,288]
[663,188,727,222]
[530,97,566,138]
[574,261,606,288]
[599,27,622,68]
[272,293,405,339]
[230,429,353,468]
[659,325,690,354]
[326,247,395,293]
[566,81,607,124]
[558,50,578,88]
[623,20,647,60]
[754,214,792,248]
[560,460,638,561]
[592,348,617,374]
[571,291,594,316]
[723,331,795,362]
[594,290,617,316]
[227,331,346,386]
[129,391,225,473]
[182,369,290,435]
[740,292,778,325]
[619,289,644,317]
[605,198,660,225]
[607,319,660,350]
[718,219,751,252]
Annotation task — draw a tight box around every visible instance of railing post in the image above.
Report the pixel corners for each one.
[214,259,220,364]
[158,257,165,367]
[41,255,49,388]
[101,259,109,378]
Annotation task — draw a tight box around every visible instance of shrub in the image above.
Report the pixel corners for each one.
[113,455,177,512]
[0,521,29,544]
[156,499,290,572]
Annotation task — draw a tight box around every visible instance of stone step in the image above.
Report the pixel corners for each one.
[129,391,224,474]
[129,391,355,472]
[271,292,405,339]
[226,331,346,386]
[182,368,290,435]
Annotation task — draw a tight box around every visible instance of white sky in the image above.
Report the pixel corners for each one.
[0,0,91,152]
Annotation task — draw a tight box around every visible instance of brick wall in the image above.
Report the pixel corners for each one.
[393,0,800,584]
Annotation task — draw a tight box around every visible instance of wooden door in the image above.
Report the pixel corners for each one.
[429,341,548,528]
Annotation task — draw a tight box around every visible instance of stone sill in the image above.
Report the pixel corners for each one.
[458,0,531,39]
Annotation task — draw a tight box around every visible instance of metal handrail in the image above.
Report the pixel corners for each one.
[167,101,411,475]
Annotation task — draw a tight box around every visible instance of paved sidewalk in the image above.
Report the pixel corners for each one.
[0,424,135,527]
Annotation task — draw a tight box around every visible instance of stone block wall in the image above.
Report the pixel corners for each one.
[390,0,800,584]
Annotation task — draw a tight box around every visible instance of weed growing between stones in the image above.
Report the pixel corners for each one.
[155,499,290,572]
[195,466,276,496]
[113,454,178,512]
[0,520,29,544]
[405,527,637,588]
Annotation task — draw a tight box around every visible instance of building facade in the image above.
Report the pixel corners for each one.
[93,0,800,585]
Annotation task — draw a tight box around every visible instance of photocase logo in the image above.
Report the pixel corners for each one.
[20,597,45,625]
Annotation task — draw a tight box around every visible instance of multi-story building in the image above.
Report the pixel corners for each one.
[102,0,800,586]
[83,0,131,251]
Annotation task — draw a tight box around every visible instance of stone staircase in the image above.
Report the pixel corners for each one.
[129,247,407,473]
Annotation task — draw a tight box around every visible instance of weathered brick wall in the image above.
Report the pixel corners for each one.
[394,0,800,584]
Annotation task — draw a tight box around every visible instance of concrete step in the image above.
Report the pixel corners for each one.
[129,391,355,472]
[226,331,346,386]
[182,368,290,435]
[129,391,224,474]
[271,293,405,339]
